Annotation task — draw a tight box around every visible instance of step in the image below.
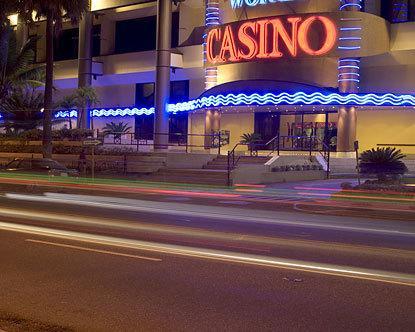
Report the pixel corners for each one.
[157,169,228,179]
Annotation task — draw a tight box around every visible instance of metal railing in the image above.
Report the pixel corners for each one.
[227,134,332,185]
[97,131,227,154]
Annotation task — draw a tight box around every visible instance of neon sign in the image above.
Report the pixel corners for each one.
[230,0,296,10]
[206,14,337,66]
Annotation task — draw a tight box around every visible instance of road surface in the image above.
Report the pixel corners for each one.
[0,192,414,331]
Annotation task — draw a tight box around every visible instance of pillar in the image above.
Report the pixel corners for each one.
[337,0,361,153]
[100,16,115,56]
[337,106,357,152]
[154,0,172,150]
[204,110,220,147]
[204,0,221,148]
[78,10,93,129]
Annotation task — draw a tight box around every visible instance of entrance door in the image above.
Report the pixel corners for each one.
[254,113,280,150]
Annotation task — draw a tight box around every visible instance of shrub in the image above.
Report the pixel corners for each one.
[103,122,132,139]
[341,182,354,190]
[19,129,43,141]
[360,147,408,182]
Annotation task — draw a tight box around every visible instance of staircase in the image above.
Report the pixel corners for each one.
[126,154,166,173]
[135,155,270,186]
[140,168,229,186]
[204,155,270,170]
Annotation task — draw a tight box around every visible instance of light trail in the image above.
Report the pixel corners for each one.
[26,239,162,261]
[5,193,415,237]
[0,221,413,286]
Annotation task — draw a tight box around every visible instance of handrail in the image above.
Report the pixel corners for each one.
[97,131,223,154]
[266,133,280,156]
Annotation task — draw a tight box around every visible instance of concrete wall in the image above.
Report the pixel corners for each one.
[356,109,415,154]
[220,112,254,152]
[188,112,206,152]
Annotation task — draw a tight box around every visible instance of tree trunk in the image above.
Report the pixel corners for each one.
[42,15,54,158]
[0,23,10,101]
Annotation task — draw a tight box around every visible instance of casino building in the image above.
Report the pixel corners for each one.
[9,0,415,155]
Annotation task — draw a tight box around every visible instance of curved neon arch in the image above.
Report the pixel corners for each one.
[54,91,415,118]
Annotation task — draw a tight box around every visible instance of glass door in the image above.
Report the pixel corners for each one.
[254,112,280,150]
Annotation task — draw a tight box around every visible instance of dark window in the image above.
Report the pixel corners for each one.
[135,83,156,108]
[254,113,280,150]
[135,114,154,140]
[54,25,101,61]
[169,111,188,143]
[381,0,413,22]
[134,80,189,140]
[135,80,189,107]
[134,113,188,142]
[115,12,179,54]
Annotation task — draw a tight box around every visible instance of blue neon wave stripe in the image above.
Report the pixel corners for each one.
[54,92,415,118]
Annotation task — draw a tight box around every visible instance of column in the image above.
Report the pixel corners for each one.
[204,0,221,148]
[100,16,115,56]
[337,0,362,154]
[154,0,172,150]
[78,10,93,129]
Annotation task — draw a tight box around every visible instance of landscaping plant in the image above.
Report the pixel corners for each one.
[240,132,261,155]
[103,122,132,140]
[359,147,408,182]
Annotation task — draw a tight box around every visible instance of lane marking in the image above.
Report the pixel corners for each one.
[25,239,162,262]
[0,221,414,287]
[0,205,412,259]
[5,193,415,237]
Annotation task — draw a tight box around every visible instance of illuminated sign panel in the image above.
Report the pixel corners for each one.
[206,14,337,66]
[230,0,296,10]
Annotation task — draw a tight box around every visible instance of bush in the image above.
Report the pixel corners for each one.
[19,129,43,141]
[341,182,354,190]
[360,147,408,182]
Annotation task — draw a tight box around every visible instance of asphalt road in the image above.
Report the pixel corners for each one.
[0,192,414,331]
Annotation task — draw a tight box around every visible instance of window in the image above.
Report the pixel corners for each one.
[381,0,415,22]
[135,114,154,140]
[54,25,101,61]
[134,80,189,140]
[135,80,189,107]
[115,12,179,54]
[134,113,188,142]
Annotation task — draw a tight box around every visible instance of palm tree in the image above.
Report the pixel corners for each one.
[0,1,20,80]
[0,33,44,104]
[74,86,99,128]
[0,85,44,133]
[103,122,132,140]
[240,132,262,155]
[359,147,408,182]
[19,0,90,158]
[56,86,99,129]
[55,94,78,129]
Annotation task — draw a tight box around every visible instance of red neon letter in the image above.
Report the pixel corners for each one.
[268,17,301,57]
[256,19,270,58]
[238,21,258,60]
[298,16,337,56]
[206,28,222,64]
[219,25,239,62]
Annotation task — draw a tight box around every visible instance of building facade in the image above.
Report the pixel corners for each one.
[9,0,415,154]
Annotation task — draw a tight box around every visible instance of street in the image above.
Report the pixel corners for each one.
[0,191,414,331]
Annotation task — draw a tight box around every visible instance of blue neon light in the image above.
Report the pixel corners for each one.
[54,92,415,118]
[338,46,361,50]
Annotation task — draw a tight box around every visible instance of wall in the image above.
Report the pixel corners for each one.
[220,112,254,152]
[357,109,415,154]
[188,112,206,152]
